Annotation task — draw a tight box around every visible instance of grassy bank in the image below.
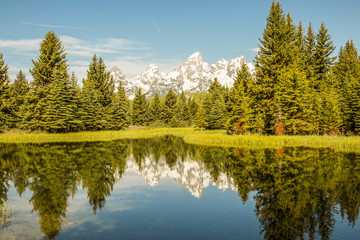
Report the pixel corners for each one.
[0,128,359,153]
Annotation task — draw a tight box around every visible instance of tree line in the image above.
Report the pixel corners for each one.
[0,1,359,135]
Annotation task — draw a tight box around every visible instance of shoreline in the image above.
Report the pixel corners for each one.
[0,128,359,153]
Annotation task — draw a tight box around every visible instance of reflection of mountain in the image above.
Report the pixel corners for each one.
[125,156,237,198]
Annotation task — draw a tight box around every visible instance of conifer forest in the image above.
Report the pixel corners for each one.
[1,1,360,136]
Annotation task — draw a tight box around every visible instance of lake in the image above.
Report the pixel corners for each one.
[0,136,359,239]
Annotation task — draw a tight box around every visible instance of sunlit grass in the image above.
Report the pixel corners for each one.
[0,127,359,153]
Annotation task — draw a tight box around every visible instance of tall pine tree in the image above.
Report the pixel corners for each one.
[132,88,148,125]
[254,1,295,133]
[107,81,130,130]
[334,40,360,134]
[0,53,10,130]
[25,31,68,131]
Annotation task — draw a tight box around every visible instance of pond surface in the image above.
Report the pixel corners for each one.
[0,136,359,239]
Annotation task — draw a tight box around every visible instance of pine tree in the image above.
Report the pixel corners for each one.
[107,81,130,130]
[276,63,312,134]
[41,65,76,133]
[188,97,198,125]
[164,89,177,125]
[148,93,164,125]
[304,23,317,81]
[81,55,114,130]
[314,23,336,91]
[205,79,227,129]
[173,91,190,126]
[84,54,114,107]
[25,32,68,131]
[226,63,252,134]
[132,88,148,125]
[0,53,10,130]
[333,40,360,134]
[80,83,104,131]
[195,100,207,129]
[254,1,296,133]
[320,84,342,135]
[7,70,30,128]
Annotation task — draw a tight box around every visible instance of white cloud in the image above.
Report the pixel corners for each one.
[249,48,260,52]
[1,35,185,84]
[0,38,41,51]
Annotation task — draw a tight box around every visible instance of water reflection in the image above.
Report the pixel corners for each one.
[0,136,359,239]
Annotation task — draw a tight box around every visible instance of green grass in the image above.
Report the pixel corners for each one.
[0,127,359,153]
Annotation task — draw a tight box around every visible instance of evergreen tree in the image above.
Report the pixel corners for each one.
[195,100,207,129]
[226,63,252,134]
[148,93,164,125]
[164,89,177,125]
[188,97,198,125]
[205,79,227,129]
[81,55,114,130]
[304,23,317,81]
[320,84,342,135]
[25,32,68,131]
[132,88,148,125]
[107,81,130,130]
[41,65,78,133]
[334,40,360,134]
[314,23,336,91]
[254,1,296,133]
[8,70,30,128]
[83,54,114,107]
[80,83,104,131]
[173,91,190,127]
[0,53,10,129]
[276,63,312,134]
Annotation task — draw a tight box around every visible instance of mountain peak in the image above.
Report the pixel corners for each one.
[110,52,252,99]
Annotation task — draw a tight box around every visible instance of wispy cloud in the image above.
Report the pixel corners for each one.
[0,36,151,58]
[0,38,41,51]
[20,21,88,30]
[150,21,162,33]
[249,48,260,52]
[1,35,184,82]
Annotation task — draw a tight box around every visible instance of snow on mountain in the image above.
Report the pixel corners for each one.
[110,51,254,99]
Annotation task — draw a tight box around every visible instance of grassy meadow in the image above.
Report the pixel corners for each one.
[0,128,359,153]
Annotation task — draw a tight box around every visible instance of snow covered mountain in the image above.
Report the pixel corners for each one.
[110,51,254,99]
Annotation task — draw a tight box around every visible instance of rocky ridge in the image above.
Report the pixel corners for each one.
[110,51,254,99]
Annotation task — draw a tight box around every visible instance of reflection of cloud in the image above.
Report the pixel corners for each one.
[20,21,88,30]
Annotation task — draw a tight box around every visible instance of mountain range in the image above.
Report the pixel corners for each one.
[110,51,254,99]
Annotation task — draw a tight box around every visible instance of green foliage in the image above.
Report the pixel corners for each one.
[334,40,360,134]
[195,101,207,129]
[314,23,336,91]
[254,1,296,133]
[26,32,69,131]
[83,54,114,107]
[132,88,148,125]
[204,79,227,129]
[107,81,130,130]
[0,53,10,129]
[226,64,252,134]
[164,89,177,125]
[148,93,165,125]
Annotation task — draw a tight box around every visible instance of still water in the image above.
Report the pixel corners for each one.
[0,136,359,239]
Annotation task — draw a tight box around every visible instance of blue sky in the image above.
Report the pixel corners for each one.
[1,0,360,80]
